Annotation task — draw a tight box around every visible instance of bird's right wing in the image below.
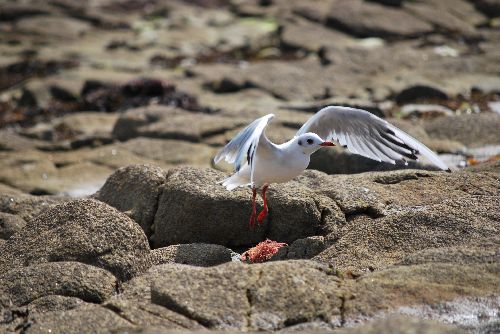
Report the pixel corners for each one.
[296,106,450,171]
[214,114,275,185]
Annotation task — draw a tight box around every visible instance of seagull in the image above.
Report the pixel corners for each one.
[214,106,450,226]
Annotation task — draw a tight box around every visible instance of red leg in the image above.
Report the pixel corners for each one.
[249,187,257,227]
[257,184,269,224]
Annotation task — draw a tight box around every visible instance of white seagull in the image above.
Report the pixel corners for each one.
[214,106,450,226]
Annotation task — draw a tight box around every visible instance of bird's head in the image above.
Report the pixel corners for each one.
[295,132,335,155]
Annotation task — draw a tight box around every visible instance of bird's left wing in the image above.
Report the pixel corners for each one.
[296,106,450,171]
[214,114,275,185]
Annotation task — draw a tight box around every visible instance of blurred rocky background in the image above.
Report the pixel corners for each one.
[0,0,499,333]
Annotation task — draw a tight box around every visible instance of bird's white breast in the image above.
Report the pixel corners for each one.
[252,144,310,186]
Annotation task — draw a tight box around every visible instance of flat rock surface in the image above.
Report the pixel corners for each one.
[112,105,247,142]
[326,0,433,38]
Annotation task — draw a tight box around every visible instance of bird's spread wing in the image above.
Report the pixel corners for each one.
[214,114,275,185]
[296,106,449,171]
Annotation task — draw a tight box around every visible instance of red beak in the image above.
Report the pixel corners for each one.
[320,141,335,147]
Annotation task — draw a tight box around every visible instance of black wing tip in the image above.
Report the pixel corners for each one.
[445,168,452,173]
[401,152,419,161]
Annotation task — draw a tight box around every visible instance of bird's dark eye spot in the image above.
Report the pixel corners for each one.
[306,138,313,145]
[298,140,302,146]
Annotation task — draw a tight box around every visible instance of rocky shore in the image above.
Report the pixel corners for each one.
[0,0,499,333]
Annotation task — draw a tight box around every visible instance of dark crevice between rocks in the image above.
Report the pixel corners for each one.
[69,136,115,150]
[277,41,313,61]
[200,126,245,141]
[151,293,211,328]
[325,17,434,42]
[245,288,254,329]
[86,158,124,171]
[261,88,288,101]
[149,173,172,249]
[29,188,53,196]
[313,199,337,235]
[243,268,264,329]
[115,280,124,295]
[332,264,351,328]
[283,316,310,328]
[53,161,74,169]
[203,79,255,94]
[339,294,347,327]
[148,184,166,248]
[2,308,29,327]
[102,303,136,326]
[344,207,384,222]
[136,303,195,330]
[205,78,288,101]
[15,311,32,334]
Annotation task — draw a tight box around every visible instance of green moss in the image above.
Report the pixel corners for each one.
[239,18,279,33]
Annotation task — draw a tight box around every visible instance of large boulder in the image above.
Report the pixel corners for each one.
[94,164,167,240]
[313,170,499,271]
[150,261,343,331]
[0,199,151,280]
[153,167,342,248]
[0,262,116,308]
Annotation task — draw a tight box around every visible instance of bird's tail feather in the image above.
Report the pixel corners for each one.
[220,173,250,191]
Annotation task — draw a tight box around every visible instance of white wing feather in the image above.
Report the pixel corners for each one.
[296,106,450,171]
[214,114,275,185]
